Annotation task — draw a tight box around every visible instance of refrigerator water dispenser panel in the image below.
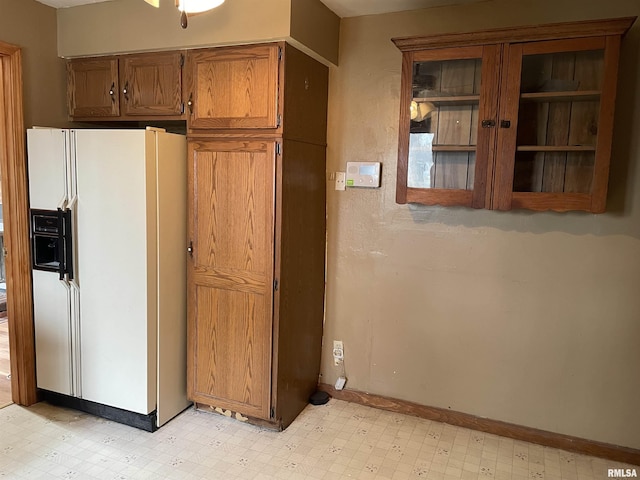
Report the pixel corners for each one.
[33,212,60,234]
[30,208,74,280]
[33,235,60,269]
[31,209,61,271]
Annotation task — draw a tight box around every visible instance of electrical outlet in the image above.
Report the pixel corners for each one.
[335,172,346,191]
[333,340,344,366]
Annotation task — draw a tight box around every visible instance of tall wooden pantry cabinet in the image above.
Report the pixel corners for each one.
[185,43,329,429]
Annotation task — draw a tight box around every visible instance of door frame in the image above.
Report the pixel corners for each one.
[0,41,37,406]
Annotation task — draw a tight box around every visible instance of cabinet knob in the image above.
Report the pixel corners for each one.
[123,81,129,100]
[500,120,511,128]
[108,82,115,102]
[187,93,193,113]
[481,120,495,128]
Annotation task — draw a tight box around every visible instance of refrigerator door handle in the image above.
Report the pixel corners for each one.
[57,207,66,280]
[64,208,74,280]
[69,281,82,398]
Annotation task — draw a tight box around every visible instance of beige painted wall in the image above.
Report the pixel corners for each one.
[322,0,640,449]
[57,0,339,64]
[0,0,67,127]
[290,0,340,65]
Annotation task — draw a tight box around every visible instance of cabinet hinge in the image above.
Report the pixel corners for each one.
[181,102,185,115]
[179,54,185,68]
[275,143,281,156]
[278,46,283,61]
[276,113,282,128]
[273,278,279,291]
[270,406,275,419]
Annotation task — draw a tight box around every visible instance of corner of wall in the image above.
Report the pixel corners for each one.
[289,0,340,65]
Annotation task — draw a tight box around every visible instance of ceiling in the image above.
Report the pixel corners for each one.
[34,0,482,18]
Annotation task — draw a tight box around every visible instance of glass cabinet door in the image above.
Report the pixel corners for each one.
[397,45,501,208]
[515,48,602,194]
[494,36,619,212]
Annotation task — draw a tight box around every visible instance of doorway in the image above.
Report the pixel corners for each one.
[0,205,9,406]
[0,40,37,407]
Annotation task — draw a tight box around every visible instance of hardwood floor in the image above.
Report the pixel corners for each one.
[0,317,12,408]
[0,289,6,314]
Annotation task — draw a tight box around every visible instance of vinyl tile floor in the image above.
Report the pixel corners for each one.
[0,399,635,479]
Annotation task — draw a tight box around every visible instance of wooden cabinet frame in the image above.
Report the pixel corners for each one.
[393,17,636,212]
[185,43,281,131]
[493,36,622,212]
[67,57,119,118]
[187,139,276,421]
[185,43,328,429]
[67,51,186,121]
[396,45,501,208]
[119,51,184,117]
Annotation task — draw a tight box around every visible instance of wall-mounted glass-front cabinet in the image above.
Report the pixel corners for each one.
[393,17,636,212]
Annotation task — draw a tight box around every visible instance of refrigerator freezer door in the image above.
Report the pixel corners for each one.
[32,270,73,395]
[27,129,69,210]
[75,129,156,416]
[28,128,77,397]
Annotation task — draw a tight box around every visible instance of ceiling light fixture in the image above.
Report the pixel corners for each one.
[144,0,225,29]
[410,100,435,123]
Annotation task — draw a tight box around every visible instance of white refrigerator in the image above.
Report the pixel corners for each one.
[27,127,190,431]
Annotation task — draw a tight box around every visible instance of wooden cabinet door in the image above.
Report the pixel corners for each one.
[493,36,619,213]
[187,44,280,129]
[187,139,276,420]
[120,51,184,116]
[67,57,119,117]
[395,45,501,208]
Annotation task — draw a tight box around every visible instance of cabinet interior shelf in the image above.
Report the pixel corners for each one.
[431,145,476,152]
[413,95,480,106]
[516,145,596,152]
[519,90,601,102]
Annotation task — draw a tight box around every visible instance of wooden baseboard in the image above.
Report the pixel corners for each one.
[318,383,640,466]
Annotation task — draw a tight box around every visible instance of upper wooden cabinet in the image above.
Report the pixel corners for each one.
[393,17,636,213]
[67,57,119,118]
[186,44,280,130]
[67,51,185,120]
[119,51,184,117]
[185,42,328,144]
